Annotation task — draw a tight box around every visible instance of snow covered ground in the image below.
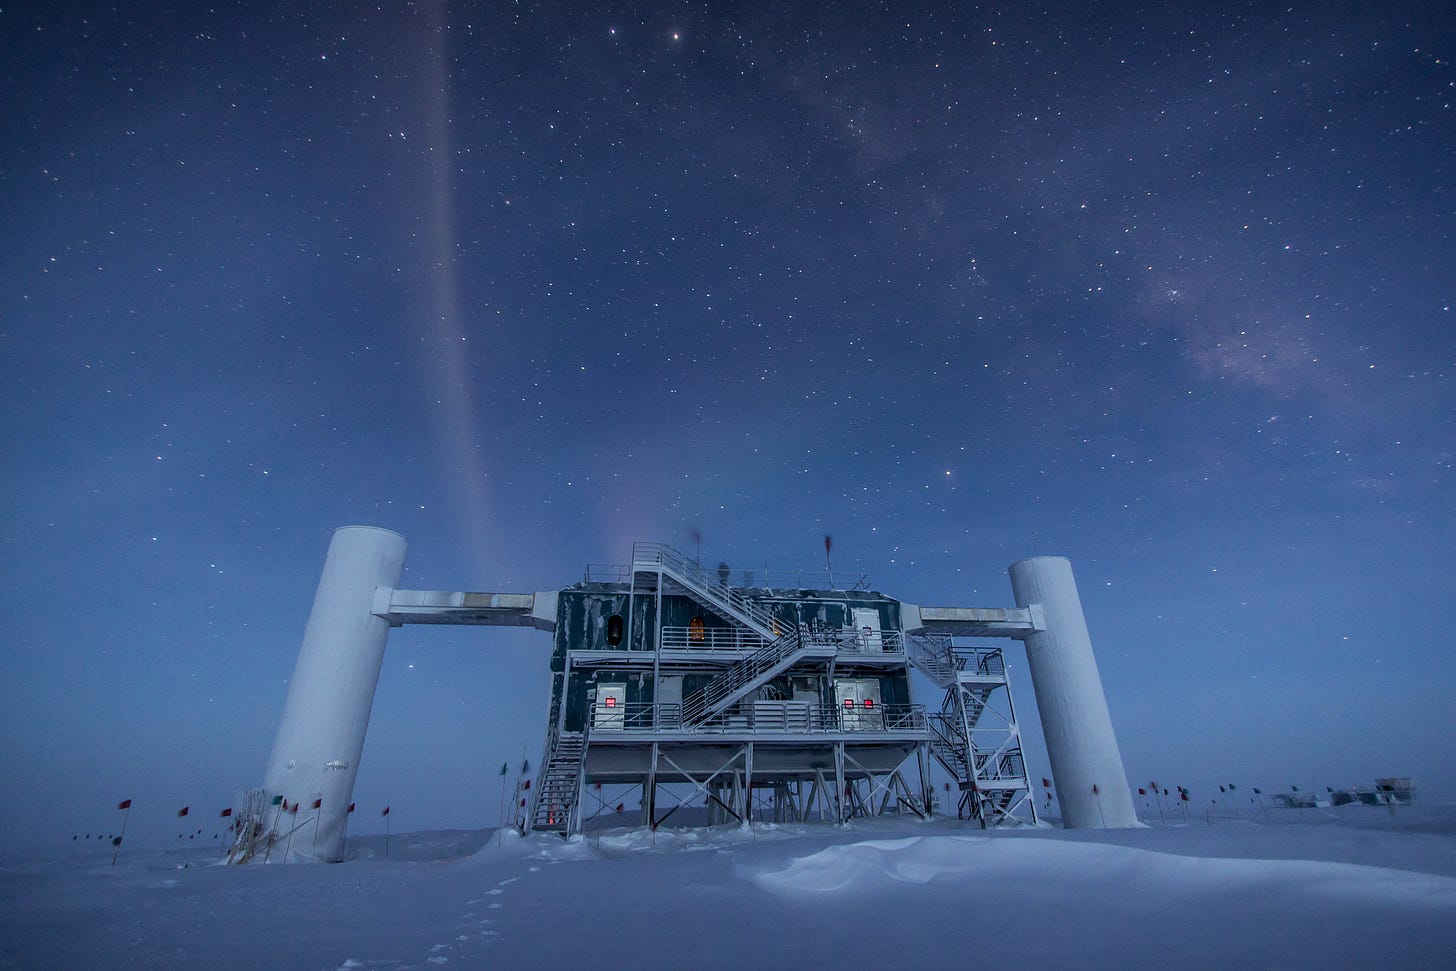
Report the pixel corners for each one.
[4,805,1454,970]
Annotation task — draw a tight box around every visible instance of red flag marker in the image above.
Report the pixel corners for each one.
[312,798,322,810]
[117,799,133,810]
[1042,778,1052,788]
[177,806,189,818]
[220,807,233,818]
[381,806,390,817]
[347,803,356,813]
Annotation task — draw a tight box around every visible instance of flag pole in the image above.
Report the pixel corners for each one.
[497,762,509,846]
[263,795,285,862]
[283,804,298,861]
[111,801,132,866]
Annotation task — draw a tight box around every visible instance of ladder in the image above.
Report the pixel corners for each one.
[529,732,585,833]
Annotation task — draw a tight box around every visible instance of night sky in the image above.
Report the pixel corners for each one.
[3,2,1453,855]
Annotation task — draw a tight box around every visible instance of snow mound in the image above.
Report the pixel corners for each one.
[744,832,1456,911]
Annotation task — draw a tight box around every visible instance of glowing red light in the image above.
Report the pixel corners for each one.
[863,698,874,708]
[604,696,617,707]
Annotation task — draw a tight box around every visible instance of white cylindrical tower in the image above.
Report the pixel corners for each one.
[260,526,407,861]
[1008,556,1138,829]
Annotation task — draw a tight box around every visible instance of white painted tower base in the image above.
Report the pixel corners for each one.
[1008,556,1138,829]
[260,526,406,861]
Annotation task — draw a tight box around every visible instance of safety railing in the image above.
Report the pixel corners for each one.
[680,628,810,722]
[907,633,957,684]
[660,627,769,652]
[908,636,1008,683]
[586,559,872,591]
[632,542,783,639]
[590,701,926,735]
[584,563,633,583]
[660,625,903,655]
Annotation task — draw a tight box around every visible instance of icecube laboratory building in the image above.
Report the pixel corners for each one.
[237,527,1138,863]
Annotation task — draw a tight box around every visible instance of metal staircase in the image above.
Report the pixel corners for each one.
[529,731,585,833]
[679,631,837,724]
[634,543,836,725]
[909,634,1034,824]
[632,543,782,639]
[906,632,958,686]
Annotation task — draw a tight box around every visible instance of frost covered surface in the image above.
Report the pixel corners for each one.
[4,807,1454,970]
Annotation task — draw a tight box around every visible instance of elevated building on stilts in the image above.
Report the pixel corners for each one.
[237,529,1136,862]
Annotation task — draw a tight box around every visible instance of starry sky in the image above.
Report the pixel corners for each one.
[2,1,1453,855]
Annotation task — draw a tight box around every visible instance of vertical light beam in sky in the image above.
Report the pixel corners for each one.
[417,0,499,581]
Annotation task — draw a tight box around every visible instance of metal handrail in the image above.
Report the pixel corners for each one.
[660,626,903,654]
[589,555,872,591]
[660,627,770,651]
[633,542,782,639]
[680,628,808,722]
[590,701,927,734]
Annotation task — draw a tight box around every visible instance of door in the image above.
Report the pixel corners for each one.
[594,684,627,730]
[834,678,883,731]
[851,607,883,653]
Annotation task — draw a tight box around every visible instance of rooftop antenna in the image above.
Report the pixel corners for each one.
[1031,531,1040,556]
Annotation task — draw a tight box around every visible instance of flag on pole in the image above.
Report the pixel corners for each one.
[287,801,298,814]
[1042,778,1051,788]
[347,803,356,813]
[824,535,832,554]
[382,806,390,817]
[271,795,284,806]
[117,799,132,810]
[1253,787,1262,795]
[1138,787,1147,795]
[177,806,189,817]
[220,808,232,818]
[499,762,508,776]
[1228,783,1237,790]
[312,798,323,810]
[523,780,530,791]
